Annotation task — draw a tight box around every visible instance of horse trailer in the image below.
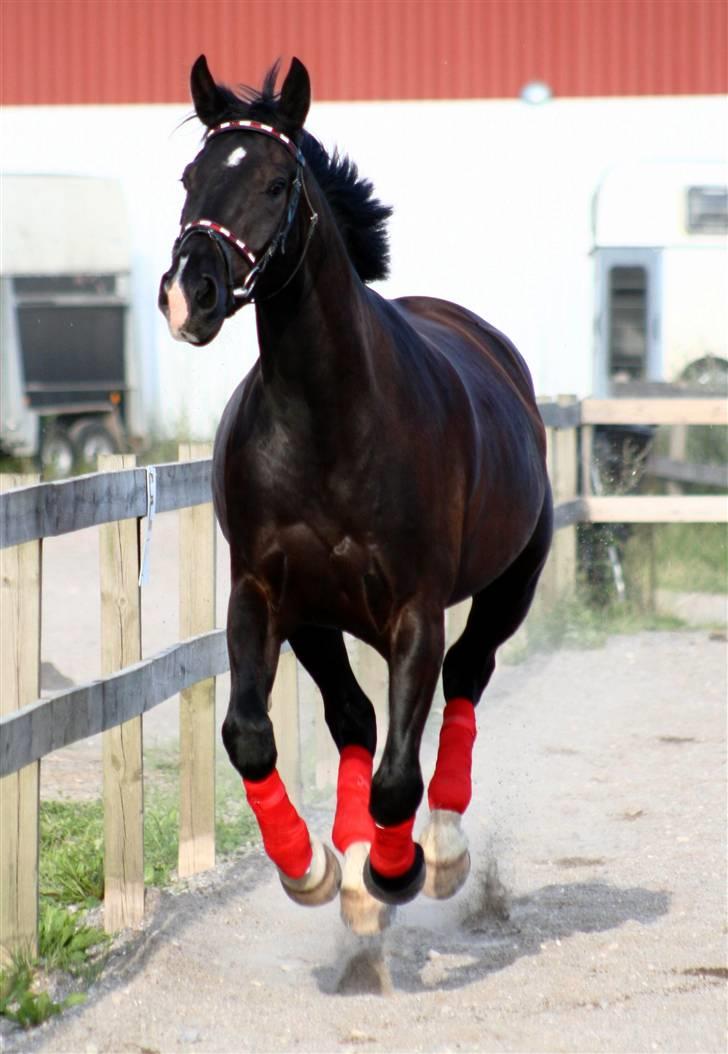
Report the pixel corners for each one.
[592,160,728,396]
[0,174,137,473]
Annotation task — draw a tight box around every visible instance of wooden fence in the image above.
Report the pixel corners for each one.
[539,396,727,604]
[1,397,726,962]
[0,445,299,962]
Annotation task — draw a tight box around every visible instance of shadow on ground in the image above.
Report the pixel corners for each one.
[316,872,670,995]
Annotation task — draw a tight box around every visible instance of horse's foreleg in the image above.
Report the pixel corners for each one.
[364,606,445,906]
[289,627,391,933]
[222,580,340,905]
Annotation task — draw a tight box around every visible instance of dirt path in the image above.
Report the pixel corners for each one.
[5,628,726,1054]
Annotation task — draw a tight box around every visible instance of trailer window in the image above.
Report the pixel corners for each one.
[608,266,647,380]
[686,186,728,234]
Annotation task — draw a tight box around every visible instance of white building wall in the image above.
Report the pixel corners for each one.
[1,94,725,437]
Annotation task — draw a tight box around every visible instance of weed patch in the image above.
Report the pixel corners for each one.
[39,905,109,974]
[2,775,257,1033]
[0,959,84,1029]
[40,800,105,905]
[143,749,259,871]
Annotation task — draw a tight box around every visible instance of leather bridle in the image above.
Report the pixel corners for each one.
[173,119,318,308]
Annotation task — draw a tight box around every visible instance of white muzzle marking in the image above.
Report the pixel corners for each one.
[166,254,190,339]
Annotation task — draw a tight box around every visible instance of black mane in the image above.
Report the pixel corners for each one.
[206,66,392,284]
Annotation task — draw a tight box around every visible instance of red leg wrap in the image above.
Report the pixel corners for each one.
[243,770,312,880]
[427,697,477,814]
[370,816,416,878]
[332,746,376,854]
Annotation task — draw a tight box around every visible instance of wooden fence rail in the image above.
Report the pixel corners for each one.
[0,631,228,778]
[0,460,213,550]
[1,398,726,960]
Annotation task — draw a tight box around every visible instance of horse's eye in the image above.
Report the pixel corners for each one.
[267,178,287,198]
[180,165,194,191]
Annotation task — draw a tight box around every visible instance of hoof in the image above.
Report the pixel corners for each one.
[280,838,341,907]
[419,809,471,900]
[363,842,426,906]
[339,842,395,936]
[423,849,470,899]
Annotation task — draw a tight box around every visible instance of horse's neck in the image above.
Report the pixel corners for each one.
[255,197,376,410]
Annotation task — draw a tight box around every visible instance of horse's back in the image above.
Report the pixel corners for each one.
[387,294,550,597]
[393,296,534,399]
[391,294,545,454]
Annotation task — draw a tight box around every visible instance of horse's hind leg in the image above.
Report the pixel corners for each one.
[421,497,553,899]
[289,626,392,934]
[222,579,340,907]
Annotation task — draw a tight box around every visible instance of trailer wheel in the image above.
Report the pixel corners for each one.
[681,356,728,393]
[40,424,75,478]
[70,418,120,469]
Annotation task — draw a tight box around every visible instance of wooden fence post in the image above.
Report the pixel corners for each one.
[270,648,302,810]
[99,453,144,932]
[668,424,688,496]
[541,395,579,605]
[581,423,594,497]
[0,474,41,964]
[178,443,217,876]
[313,698,339,791]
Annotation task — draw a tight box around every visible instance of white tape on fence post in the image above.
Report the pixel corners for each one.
[138,465,157,587]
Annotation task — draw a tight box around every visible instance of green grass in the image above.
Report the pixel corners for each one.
[0,903,107,1029]
[0,803,109,1029]
[39,905,109,974]
[215,762,259,856]
[39,762,259,901]
[653,523,728,594]
[2,767,257,1031]
[0,956,85,1029]
[40,800,105,906]
[503,592,683,664]
[143,748,259,877]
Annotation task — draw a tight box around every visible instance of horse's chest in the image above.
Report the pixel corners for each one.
[258,524,392,634]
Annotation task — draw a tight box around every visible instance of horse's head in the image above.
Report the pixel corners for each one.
[159,55,311,346]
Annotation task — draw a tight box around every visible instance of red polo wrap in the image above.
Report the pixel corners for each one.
[427,697,477,813]
[332,746,375,853]
[370,816,416,877]
[243,770,312,879]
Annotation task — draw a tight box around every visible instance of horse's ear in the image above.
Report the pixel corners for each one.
[278,57,310,131]
[190,54,225,126]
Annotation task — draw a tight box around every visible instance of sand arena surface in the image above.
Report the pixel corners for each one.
[3,516,726,1053]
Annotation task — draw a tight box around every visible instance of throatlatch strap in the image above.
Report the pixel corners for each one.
[243,770,312,879]
[332,746,375,853]
[370,816,416,878]
[427,697,477,814]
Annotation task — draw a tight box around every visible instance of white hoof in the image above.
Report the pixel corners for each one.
[280,836,341,907]
[339,841,395,935]
[418,809,471,900]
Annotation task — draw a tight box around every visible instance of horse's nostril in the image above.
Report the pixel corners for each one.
[195,276,218,311]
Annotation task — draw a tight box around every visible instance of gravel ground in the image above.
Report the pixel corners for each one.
[3,624,726,1054]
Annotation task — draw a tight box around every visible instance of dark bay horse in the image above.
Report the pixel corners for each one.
[159,55,552,934]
